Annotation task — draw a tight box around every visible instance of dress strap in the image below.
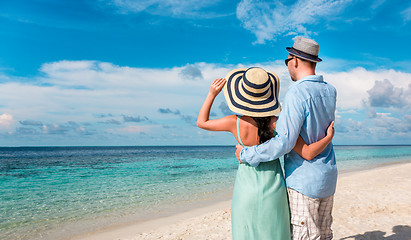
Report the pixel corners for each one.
[236,115,246,147]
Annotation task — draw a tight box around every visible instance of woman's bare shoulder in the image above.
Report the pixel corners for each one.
[224,114,237,121]
[221,114,238,128]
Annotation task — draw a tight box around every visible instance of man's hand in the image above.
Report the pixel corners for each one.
[235,144,244,163]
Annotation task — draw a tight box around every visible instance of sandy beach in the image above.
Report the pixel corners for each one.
[74,162,411,240]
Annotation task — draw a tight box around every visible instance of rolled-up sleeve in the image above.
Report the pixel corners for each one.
[240,87,305,166]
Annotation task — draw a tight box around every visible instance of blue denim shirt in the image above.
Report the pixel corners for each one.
[240,75,337,198]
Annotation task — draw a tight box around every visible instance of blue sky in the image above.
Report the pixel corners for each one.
[0,0,410,146]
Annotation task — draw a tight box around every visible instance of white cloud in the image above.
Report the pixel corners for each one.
[324,67,411,140]
[367,79,410,108]
[0,113,14,132]
[4,60,411,122]
[109,125,148,134]
[370,0,386,9]
[2,59,411,145]
[104,0,224,18]
[322,67,411,110]
[0,61,239,129]
[236,0,352,43]
[179,64,204,80]
[373,113,407,131]
[40,61,225,90]
[401,5,411,22]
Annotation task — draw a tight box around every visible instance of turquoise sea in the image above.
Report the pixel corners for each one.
[1,145,411,240]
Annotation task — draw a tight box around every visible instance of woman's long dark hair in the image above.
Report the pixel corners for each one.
[252,117,273,144]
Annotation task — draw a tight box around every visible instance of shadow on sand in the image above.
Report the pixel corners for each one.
[339,225,411,240]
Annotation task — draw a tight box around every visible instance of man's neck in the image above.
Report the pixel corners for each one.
[295,70,316,81]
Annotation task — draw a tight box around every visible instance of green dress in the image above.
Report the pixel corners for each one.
[231,116,291,240]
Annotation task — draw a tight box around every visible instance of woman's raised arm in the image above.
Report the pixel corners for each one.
[197,78,235,132]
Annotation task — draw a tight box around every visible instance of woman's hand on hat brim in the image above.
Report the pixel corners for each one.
[209,78,226,97]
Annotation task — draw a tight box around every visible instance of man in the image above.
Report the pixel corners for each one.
[235,37,337,240]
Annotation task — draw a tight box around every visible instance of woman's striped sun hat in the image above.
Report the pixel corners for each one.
[222,67,281,117]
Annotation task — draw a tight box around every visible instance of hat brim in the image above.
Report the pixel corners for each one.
[222,68,281,117]
[286,47,322,63]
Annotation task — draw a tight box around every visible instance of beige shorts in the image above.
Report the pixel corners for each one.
[287,188,334,240]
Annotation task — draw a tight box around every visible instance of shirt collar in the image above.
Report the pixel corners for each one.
[295,75,323,84]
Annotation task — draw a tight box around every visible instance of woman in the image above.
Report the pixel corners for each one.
[197,67,334,240]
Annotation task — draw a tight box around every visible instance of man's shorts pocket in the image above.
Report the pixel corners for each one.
[290,216,309,240]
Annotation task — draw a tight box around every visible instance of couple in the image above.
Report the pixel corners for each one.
[197,37,337,240]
